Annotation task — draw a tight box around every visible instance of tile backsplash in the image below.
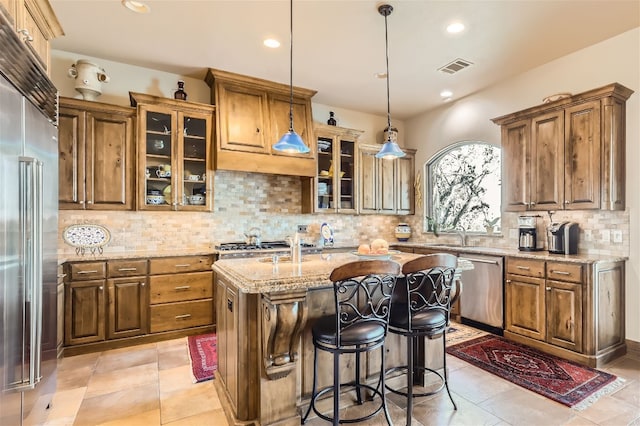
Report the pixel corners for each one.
[58,171,630,259]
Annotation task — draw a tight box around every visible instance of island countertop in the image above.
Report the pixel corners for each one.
[212,251,471,293]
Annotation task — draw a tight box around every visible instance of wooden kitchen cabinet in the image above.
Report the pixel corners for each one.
[130,92,214,212]
[358,144,416,215]
[0,0,63,74]
[505,256,623,366]
[306,123,362,213]
[105,259,148,340]
[148,255,214,333]
[205,68,317,177]
[493,83,633,211]
[58,98,136,210]
[215,276,239,413]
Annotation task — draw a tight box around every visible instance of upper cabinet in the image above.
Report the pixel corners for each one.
[0,0,63,74]
[307,123,362,213]
[58,98,136,210]
[358,144,416,215]
[130,92,214,212]
[493,83,633,212]
[205,68,317,177]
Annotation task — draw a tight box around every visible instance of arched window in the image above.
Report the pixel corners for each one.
[425,141,501,234]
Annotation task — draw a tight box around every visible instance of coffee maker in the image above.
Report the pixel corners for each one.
[547,222,579,254]
[518,215,544,251]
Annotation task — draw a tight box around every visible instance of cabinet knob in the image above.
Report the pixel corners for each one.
[545,286,551,291]
[530,202,536,206]
[87,201,93,204]
[564,200,569,204]
[18,29,34,42]
[506,279,511,283]
[99,286,104,291]
[79,200,85,204]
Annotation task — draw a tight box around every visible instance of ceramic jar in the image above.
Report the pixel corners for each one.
[394,223,411,242]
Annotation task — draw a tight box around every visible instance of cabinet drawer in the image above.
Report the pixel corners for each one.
[149,271,213,304]
[547,262,583,284]
[150,299,213,333]
[68,262,106,281]
[107,259,148,278]
[149,255,214,275]
[506,258,545,278]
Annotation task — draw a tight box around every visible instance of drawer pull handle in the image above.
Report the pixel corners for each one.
[551,270,570,275]
[175,314,191,320]
[118,268,138,272]
[77,270,99,274]
[174,285,191,291]
[57,273,67,278]
[175,264,191,268]
[227,299,233,312]
[516,266,530,270]
[545,287,551,291]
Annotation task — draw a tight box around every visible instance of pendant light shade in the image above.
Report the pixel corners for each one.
[273,0,310,154]
[375,4,405,160]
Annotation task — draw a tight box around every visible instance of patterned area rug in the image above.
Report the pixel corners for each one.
[447,335,624,410]
[187,333,217,383]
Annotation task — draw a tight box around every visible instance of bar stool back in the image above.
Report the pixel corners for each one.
[387,253,458,425]
[302,259,401,425]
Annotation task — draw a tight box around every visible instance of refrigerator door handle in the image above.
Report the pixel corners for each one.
[16,156,43,391]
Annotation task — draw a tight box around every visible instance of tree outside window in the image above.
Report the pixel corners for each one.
[425,142,501,234]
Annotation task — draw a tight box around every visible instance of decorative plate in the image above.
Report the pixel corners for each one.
[63,224,111,248]
[350,250,400,260]
[320,223,334,245]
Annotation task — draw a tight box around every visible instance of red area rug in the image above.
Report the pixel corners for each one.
[187,333,217,383]
[447,335,624,410]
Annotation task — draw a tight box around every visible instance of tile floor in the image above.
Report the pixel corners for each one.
[39,328,640,425]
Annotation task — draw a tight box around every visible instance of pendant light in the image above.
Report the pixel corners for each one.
[273,0,310,154]
[375,4,406,160]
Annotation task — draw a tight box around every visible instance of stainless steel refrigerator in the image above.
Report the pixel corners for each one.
[0,9,59,425]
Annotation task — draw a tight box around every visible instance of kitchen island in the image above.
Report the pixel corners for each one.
[212,251,469,426]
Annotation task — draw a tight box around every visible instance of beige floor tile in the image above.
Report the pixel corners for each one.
[94,345,158,373]
[604,357,640,381]
[57,352,100,373]
[576,394,640,424]
[159,365,198,395]
[561,415,599,425]
[157,337,187,351]
[447,363,518,405]
[610,379,640,406]
[162,408,228,425]
[85,362,158,398]
[411,392,503,426]
[42,387,87,423]
[73,382,159,425]
[97,409,161,426]
[478,386,574,426]
[158,345,190,371]
[160,380,221,424]
[55,366,94,391]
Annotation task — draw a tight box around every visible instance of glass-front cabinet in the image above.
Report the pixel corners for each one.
[130,93,214,211]
[314,124,363,213]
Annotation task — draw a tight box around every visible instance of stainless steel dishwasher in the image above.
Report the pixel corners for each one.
[459,253,504,333]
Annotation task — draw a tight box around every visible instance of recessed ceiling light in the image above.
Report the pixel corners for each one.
[440,90,453,98]
[446,22,465,34]
[263,38,281,48]
[122,0,150,14]
[375,72,388,79]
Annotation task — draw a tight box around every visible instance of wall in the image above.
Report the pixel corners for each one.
[404,28,640,342]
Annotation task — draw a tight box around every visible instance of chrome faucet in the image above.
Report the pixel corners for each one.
[455,228,467,246]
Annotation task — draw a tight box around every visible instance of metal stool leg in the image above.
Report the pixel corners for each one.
[442,333,457,410]
[406,334,414,426]
[333,351,340,426]
[380,343,393,425]
[301,346,319,424]
[355,350,363,404]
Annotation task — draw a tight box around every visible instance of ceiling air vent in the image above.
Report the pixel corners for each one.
[438,58,473,74]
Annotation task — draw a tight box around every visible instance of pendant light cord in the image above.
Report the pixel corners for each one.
[288,0,294,132]
[384,10,391,131]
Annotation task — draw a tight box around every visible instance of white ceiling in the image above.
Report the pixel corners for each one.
[50,1,639,120]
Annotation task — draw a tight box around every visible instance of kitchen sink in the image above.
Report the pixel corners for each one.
[257,256,309,263]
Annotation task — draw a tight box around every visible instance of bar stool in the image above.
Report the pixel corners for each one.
[302,260,401,425]
[386,253,459,425]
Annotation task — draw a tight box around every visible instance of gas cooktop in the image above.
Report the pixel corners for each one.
[216,240,320,258]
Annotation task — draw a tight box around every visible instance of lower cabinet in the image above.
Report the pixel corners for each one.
[64,254,214,353]
[505,257,624,366]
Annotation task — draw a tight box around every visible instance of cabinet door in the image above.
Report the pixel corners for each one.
[269,93,313,157]
[501,119,530,211]
[337,138,357,212]
[106,277,148,339]
[65,280,105,345]
[505,274,545,340]
[564,101,601,209]
[139,105,176,210]
[546,280,583,352]
[85,109,135,210]
[179,111,212,210]
[316,136,334,211]
[379,158,396,213]
[396,153,414,215]
[224,285,239,411]
[218,83,269,153]
[531,111,564,210]
[359,147,378,213]
[58,107,86,208]
[215,279,228,388]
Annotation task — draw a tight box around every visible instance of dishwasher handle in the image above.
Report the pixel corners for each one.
[459,257,500,266]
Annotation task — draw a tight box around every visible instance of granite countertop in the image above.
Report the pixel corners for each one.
[392,243,628,264]
[212,251,472,294]
[59,248,216,264]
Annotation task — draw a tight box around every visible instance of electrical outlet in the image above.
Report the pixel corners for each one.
[297,225,308,233]
[612,229,623,243]
[601,229,611,243]
[584,229,593,241]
